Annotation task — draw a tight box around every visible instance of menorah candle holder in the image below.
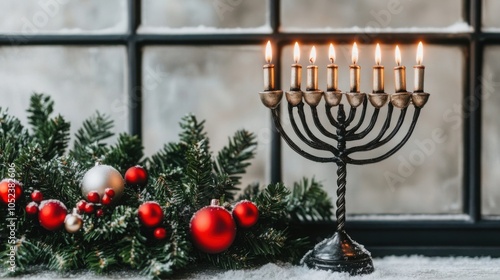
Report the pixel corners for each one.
[259,85,429,274]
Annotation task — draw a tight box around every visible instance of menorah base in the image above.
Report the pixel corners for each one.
[302,230,374,275]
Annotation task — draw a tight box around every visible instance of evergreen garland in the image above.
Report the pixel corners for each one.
[0,94,333,278]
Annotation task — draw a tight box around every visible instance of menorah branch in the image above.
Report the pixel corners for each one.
[345,108,380,140]
[296,103,338,154]
[311,106,339,141]
[345,97,368,135]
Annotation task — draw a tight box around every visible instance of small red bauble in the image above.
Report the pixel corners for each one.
[0,179,23,205]
[154,227,167,240]
[104,188,115,198]
[138,201,163,228]
[38,200,67,231]
[101,195,111,205]
[232,200,259,228]
[26,202,38,215]
[87,191,100,203]
[190,199,236,254]
[96,209,104,217]
[125,165,148,187]
[84,203,95,214]
[76,200,87,212]
[31,190,43,203]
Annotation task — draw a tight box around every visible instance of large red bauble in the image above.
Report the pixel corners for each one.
[0,179,23,205]
[138,201,163,228]
[232,200,259,228]
[190,200,236,254]
[38,200,67,231]
[125,165,148,187]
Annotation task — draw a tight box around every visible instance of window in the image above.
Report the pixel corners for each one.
[0,0,498,255]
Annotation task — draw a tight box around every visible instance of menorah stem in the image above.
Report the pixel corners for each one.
[336,161,346,232]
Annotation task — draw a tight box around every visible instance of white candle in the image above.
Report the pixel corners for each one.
[291,42,302,90]
[306,46,318,90]
[263,41,275,91]
[414,42,425,92]
[350,42,360,93]
[373,43,384,93]
[394,45,406,93]
[327,43,338,91]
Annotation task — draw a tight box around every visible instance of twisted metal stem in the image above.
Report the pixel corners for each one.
[335,104,347,232]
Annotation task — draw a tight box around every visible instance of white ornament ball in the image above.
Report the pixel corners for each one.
[64,213,83,233]
[81,164,125,201]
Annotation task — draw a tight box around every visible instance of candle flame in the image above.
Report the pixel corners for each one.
[293,42,300,63]
[309,46,316,64]
[416,41,423,65]
[395,45,401,66]
[265,41,272,63]
[329,43,335,63]
[375,43,381,65]
[352,42,358,65]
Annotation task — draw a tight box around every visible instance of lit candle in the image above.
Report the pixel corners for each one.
[373,43,384,93]
[414,42,425,92]
[307,46,318,90]
[394,45,406,92]
[291,42,302,90]
[263,41,275,91]
[327,43,338,91]
[350,42,360,93]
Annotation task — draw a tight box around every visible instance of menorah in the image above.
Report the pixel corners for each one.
[259,42,430,275]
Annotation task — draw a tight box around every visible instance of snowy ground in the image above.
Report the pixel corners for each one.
[8,256,500,280]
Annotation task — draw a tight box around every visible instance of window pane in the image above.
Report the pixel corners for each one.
[0,0,127,34]
[482,0,500,31]
[282,0,468,32]
[281,44,463,214]
[482,46,500,216]
[0,46,128,141]
[140,0,270,33]
[142,46,269,187]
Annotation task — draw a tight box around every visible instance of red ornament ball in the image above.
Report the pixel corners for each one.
[31,190,43,203]
[87,191,100,203]
[26,202,38,215]
[190,199,236,254]
[232,200,259,228]
[125,165,148,187]
[76,200,87,212]
[154,227,167,240]
[138,201,163,228]
[101,194,112,205]
[96,209,104,217]
[105,188,115,198]
[0,179,23,205]
[84,203,95,214]
[38,200,67,231]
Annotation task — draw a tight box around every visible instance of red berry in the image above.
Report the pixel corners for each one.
[104,188,115,198]
[96,209,104,217]
[154,227,167,240]
[31,190,43,202]
[101,195,111,205]
[87,191,100,203]
[138,202,164,228]
[25,202,38,215]
[84,203,95,214]
[76,200,87,212]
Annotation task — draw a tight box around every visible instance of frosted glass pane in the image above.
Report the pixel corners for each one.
[482,46,500,216]
[142,46,269,188]
[281,44,463,214]
[282,0,467,32]
[482,0,500,31]
[0,0,127,34]
[0,46,128,141]
[140,0,270,33]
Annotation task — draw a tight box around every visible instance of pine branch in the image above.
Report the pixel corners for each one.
[103,133,144,175]
[70,112,114,164]
[288,177,333,222]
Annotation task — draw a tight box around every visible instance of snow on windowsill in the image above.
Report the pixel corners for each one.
[281,21,473,34]
[349,214,470,221]
[137,25,272,34]
[482,27,500,33]
[0,25,128,35]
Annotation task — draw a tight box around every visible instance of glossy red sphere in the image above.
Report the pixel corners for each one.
[38,200,67,231]
[154,227,167,240]
[96,209,104,217]
[0,179,23,204]
[104,188,115,198]
[87,191,100,203]
[84,203,95,214]
[232,201,259,228]
[138,201,163,228]
[125,166,148,187]
[26,202,39,215]
[31,190,43,203]
[101,194,112,205]
[190,205,236,254]
[76,200,87,212]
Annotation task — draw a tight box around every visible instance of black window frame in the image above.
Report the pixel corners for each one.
[1,0,498,256]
